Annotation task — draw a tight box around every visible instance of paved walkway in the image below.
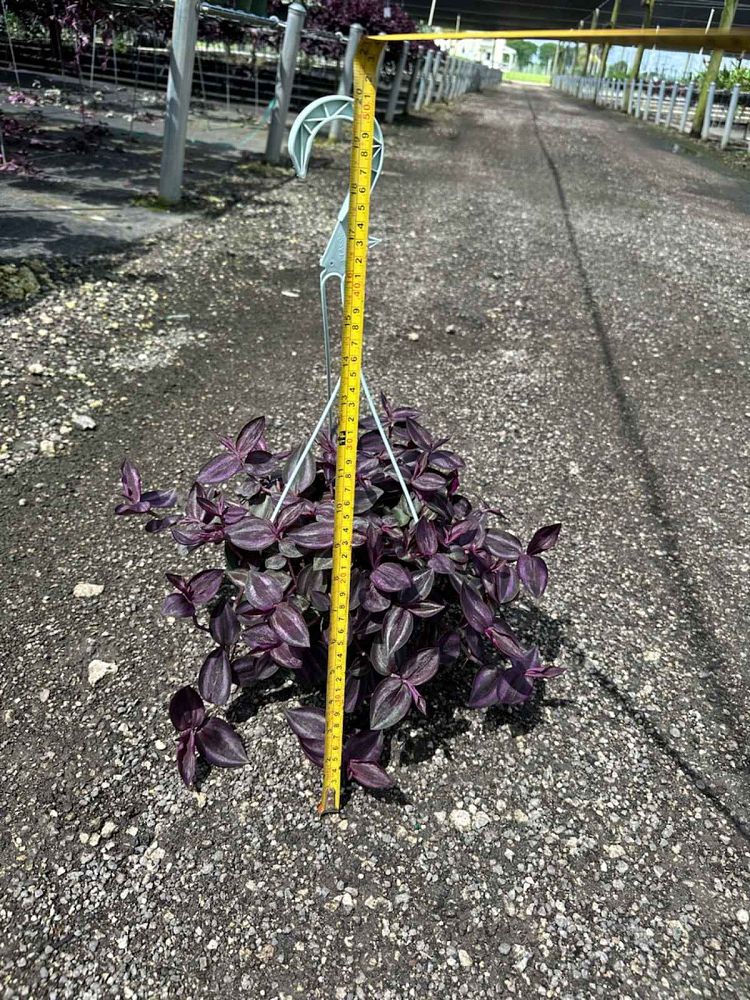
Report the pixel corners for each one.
[1,84,749,999]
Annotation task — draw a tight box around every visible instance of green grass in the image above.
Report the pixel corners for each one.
[503,70,551,85]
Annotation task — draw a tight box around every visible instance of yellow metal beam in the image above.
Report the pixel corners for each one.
[366,28,750,55]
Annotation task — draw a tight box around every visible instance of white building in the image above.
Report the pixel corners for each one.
[441,37,517,71]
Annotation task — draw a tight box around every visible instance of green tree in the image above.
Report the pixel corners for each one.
[607,59,629,80]
[538,42,557,68]
[507,39,538,71]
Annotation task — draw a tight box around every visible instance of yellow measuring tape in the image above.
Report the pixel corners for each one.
[319,39,382,815]
[319,23,750,814]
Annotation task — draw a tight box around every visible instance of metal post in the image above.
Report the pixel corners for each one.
[584,7,599,77]
[426,51,441,105]
[404,48,422,112]
[330,23,364,139]
[415,50,433,110]
[642,78,654,120]
[655,79,666,123]
[721,82,741,148]
[159,0,199,204]
[386,41,409,123]
[701,81,716,139]
[634,78,644,116]
[665,81,679,127]
[691,0,739,136]
[680,79,695,132]
[437,54,451,101]
[265,1,306,164]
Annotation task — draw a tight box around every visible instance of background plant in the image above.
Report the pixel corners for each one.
[116,400,563,793]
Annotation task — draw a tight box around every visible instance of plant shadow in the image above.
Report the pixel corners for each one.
[397,604,573,766]
[226,677,298,725]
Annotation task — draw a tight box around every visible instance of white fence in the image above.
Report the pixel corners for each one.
[553,74,750,152]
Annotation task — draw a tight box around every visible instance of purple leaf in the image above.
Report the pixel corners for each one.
[287,520,334,550]
[344,729,383,765]
[161,592,194,618]
[518,553,549,598]
[409,567,435,602]
[198,648,232,706]
[362,583,391,613]
[489,628,525,660]
[225,516,277,552]
[409,683,427,715]
[348,760,394,789]
[382,606,414,657]
[405,416,433,449]
[428,553,458,576]
[188,568,224,605]
[402,647,439,685]
[527,522,561,556]
[120,459,142,503]
[233,654,279,685]
[485,529,525,561]
[244,570,284,612]
[428,449,464,472]
[283,444,317,493]
[370,676,413,730]
[196,451,243,485]
[286,707,325,742]
[195,718,248,768]
[235,416,266,456]
[169,686,205,732]
[115,500,151,516]
[270,642,304,670]
[410,600,445,618]
[271,603,310,648]
[210,601,240,647]
[411,472,445,493]
[243,623,280,654]
[371,562,412,593]
[176,730,197,787]
[494,564,520,604]
[496,665,534,706]
[141,488,178,509]
[468,667,500,708]
[415,517,439,557]
[145,514,182,533]
[439,631,461,663]
[460,585,493,633]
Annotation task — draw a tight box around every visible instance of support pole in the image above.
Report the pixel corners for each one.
[265,1,306,164]
[701,80,716,138]
[679,79,695,131]
[404,47,423,112]
[655,78,666,123]
[691,0,739,136]
[721,82,741,147]
[426,50,441,105]
[159,0,199,204]
[665,80,679,128]
[598,0,621,81]
[330,22,363,139]
[642,77,654,119]
[386,41,409,123]
[625,0,655,111]
[415,49,433,110]
[584,8,599,77]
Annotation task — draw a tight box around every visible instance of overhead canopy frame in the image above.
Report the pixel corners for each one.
[368,27,750,55]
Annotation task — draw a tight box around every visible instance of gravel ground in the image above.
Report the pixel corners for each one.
[1,84,750,999]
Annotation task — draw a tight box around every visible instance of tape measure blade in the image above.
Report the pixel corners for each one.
[318,40,382,816]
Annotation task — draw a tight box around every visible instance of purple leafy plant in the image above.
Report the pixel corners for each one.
[116,401,563,795]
